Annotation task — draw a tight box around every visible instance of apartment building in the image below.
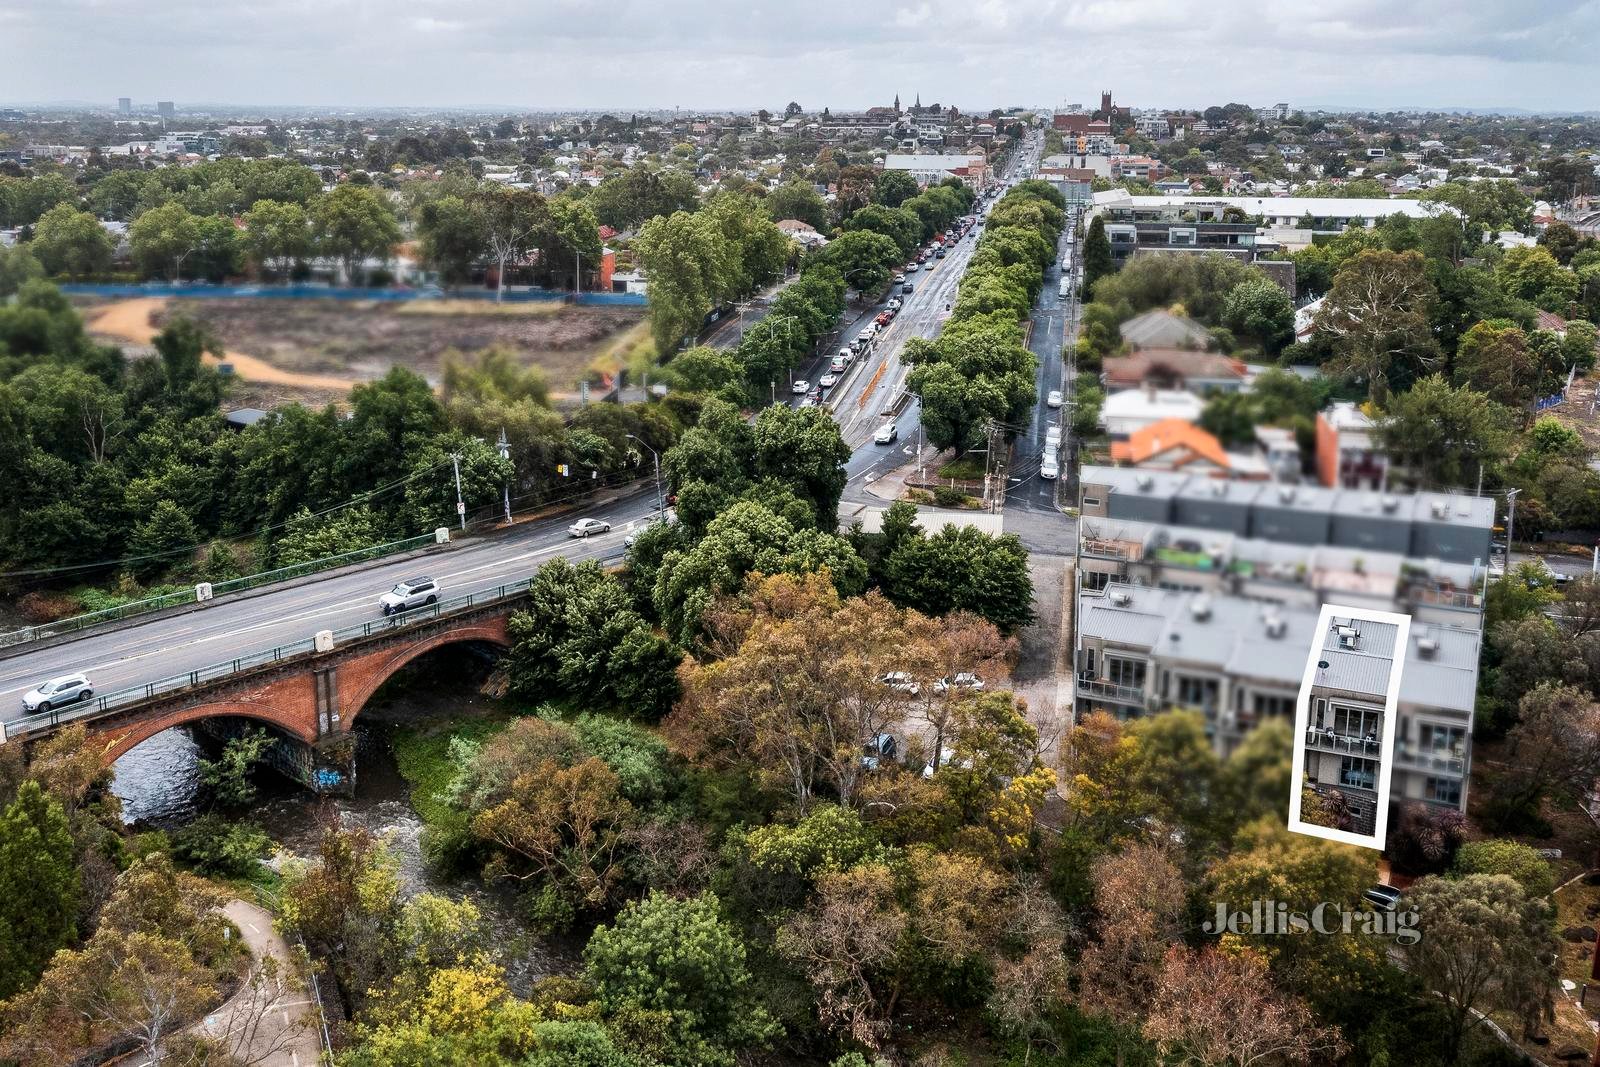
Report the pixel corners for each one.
[1073,466,1488,815]
[1302,616,1398,836]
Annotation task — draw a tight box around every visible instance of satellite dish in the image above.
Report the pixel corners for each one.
[1317,660,1330,669]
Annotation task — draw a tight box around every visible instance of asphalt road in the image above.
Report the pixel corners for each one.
[0,490,661,732]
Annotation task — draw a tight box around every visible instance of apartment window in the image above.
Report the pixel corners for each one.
[1079,649,1096,677]
[1107,657,1147,689]
[1419,723,1466,754]
[1083,570,1111,591]
[1312,697,1329,729]
[1339,756,1377,791]
[1426,776,1462,806]
[1081,496,1101,508]
[1252,693,1295,719]
[1332,704,1383,740]
[1176,676,1219,710]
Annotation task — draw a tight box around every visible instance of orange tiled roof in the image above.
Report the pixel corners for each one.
[1109,418,1230,470]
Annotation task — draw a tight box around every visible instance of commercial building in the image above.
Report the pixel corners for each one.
[883,152,989,191]
[1073,466,1490,815]
[1092,190,1446,232]
[157,100,175,120]
[118,97,131,115]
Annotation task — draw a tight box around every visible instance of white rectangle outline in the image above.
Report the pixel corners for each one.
[1287,604,1411,851]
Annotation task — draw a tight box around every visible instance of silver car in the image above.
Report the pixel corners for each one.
[379,576,440,616]
[23,673,93,713]
[568,518,612,538]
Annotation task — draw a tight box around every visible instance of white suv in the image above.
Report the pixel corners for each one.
[23,673,93,714]
[379,576,440,616]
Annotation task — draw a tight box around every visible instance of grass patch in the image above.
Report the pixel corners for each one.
[938,457,986,481]
[591,319,656,383]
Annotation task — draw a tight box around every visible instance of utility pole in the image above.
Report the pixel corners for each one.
[496,428,512,526]
[1505,487,1520,568]
[450,452,466,531]
[627,434,664,517]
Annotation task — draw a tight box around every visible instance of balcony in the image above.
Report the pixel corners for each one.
[1305,729,1383,759]
[1395,742,1466,776]
[1077,675,1147,706]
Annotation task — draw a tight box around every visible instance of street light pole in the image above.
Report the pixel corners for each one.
[1505,487,1520,568]
[627,434,664,517]
[496,427,512,526]
[450,452,466,532]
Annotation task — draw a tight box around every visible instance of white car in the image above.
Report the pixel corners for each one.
[379,576,440,616]
[791,380,810,395]
[1047,390,1063,409]
[874,422,899,445]
[879,671,921,697]
[933,672,984,695]
[1040,455,1059,481]
[22,673,93,714]
[819,373,839,389]
[567,517,612,538]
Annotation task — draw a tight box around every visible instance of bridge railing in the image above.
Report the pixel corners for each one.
[0,532,442,651]
[1,578,534,743]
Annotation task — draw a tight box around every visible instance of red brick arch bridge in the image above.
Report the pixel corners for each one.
[16,602,518,794]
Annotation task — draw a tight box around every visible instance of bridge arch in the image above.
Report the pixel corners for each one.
[100,700,319,767]
[337,619,511,731]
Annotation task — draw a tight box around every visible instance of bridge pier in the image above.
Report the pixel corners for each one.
[193,717,356,796]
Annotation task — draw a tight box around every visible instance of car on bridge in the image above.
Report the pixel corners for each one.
[567,518,612,538]
[22,673,93,714]
[379,577,441,615]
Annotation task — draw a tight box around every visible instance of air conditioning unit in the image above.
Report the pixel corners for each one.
[1135,473,1155,491]
[1430,500,1448,519]
[1264,615,1287,639]
[1109,589,1132,606]
[1209,481,1228,497]
[1416,635,1439,657]
[1190,596,1212,621]
[1380,496,1400,513]
[1278,487,1296,504]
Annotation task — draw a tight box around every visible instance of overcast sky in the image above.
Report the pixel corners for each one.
[5,0,1599,113]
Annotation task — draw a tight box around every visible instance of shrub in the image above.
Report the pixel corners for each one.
[1453,839,1555,897]
[933,485,968,508]
[16,591,82,624]
[170,816,271,879]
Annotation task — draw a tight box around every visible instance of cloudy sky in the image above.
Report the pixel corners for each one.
[5,0,1598,113]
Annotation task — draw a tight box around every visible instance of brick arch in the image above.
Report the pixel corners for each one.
[99,700,319,767]
[337,619,511,730]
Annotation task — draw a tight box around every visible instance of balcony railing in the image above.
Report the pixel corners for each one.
[1305,729,1383,758]
[1395,743,1466,776]
[1077,675,1147,705]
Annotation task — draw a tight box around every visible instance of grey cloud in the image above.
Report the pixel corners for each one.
[3,0,1596,110]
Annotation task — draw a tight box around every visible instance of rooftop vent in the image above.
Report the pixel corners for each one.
[1210,481,1228,497]
[1381,496,1400,513]
[1265,614,1287,639]
[1190,595,1212,621]
[1278,487,1296,504]
[1135,473,1155,492]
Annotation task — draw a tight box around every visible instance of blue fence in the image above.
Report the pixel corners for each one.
[1535,393,1565,413]
[59,282,647,307]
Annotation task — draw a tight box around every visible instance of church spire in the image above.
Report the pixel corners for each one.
[894,92,900,113]
[915,91,921,110]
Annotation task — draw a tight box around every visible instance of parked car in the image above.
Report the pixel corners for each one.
[22,673,93,714]
[1040,453,1059,481]
[862,732,899,770]
[1047,389,1063,409]
[933,672,984,694]
[875,312,892,327]
[921,747,974,779]
[902,283,914,294]
[936,249,947,258]
[888,298,902,311]
[791,379,810,395]
[893,274,906,285]
[874,422,899,445]
[567,518,612,538]
[1362,884,1403,911]
[379,576,441,615]
[879,671,921,696]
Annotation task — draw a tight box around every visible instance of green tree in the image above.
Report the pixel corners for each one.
[635,209,732,354]
[0,243,45,297]
[128,499,199,577]
[128,201,201,281]
[0,781,79,999]
[763,181,828,231]
[584,891,777,1067]
[29,204,115,279]
[884,524,1034,632]
[1081,215,1114,295]
[1497,245,1577,311]
[872,169,920,209]
[1376,374,1516,488]
[241,198,312,279]
[1221,277,1294,353]
[196,728,276,808]
[1454,319,1542,413]
[416,195,486,289]
[816,230,901,295]
[841,204,923,259]
[1315,249,1437,403]
[271,505,380,567]
[1403,874,1557,1064]
[311,184,401,284]
[1452,839,1555,897]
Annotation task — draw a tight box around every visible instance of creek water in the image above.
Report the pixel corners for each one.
[109,658,577,994]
